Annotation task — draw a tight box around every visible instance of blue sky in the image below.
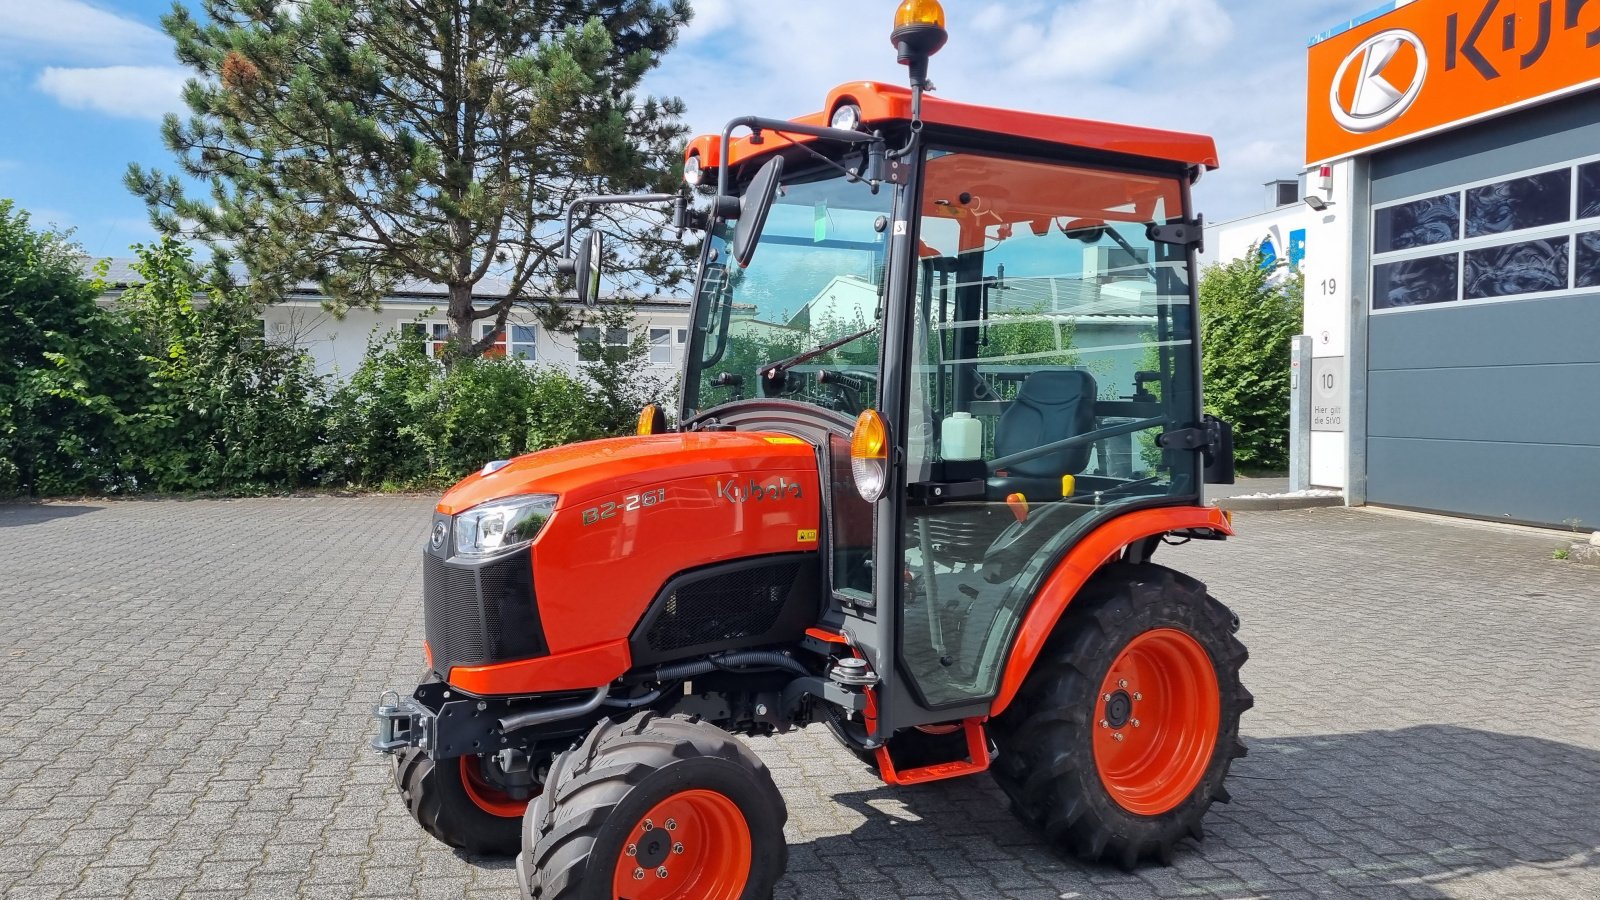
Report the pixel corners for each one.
[0,0,1381,259]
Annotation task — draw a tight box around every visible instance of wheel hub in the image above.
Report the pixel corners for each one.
[1104,689,1133,729]
[634,822,673,868]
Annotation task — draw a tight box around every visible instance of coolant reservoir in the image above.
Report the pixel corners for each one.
[941,412,983,461]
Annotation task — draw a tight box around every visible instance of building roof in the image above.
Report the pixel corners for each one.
[83,256,689,309]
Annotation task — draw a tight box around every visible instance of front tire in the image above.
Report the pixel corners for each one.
[519,712,787,900]
[990,562,1251,868]
[393,748,533,856]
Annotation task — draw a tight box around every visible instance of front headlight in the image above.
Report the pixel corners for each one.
[452,494,557,558]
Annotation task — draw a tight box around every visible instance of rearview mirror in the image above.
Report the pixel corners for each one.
[731,156,784,269]
[573,229,605,308]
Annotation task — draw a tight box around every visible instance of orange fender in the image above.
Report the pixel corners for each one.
[988,506,1233,718]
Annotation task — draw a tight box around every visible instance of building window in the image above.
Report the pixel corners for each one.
[578,326,628,362]
[478,323,537,360]
[676,328,688,344]
[1465,169,1571,237]
[1374,194,1459,253]
[1374,254,1459,310]
[649,328,672,364]
[1464,237,1569,300]
[1577,231,1600,288]
[401,322,452,357]
[1579,162,1600,220]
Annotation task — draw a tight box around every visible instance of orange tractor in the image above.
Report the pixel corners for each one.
[374,2,1249,895]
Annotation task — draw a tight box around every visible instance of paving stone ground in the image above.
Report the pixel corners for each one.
[1,498,1596,899]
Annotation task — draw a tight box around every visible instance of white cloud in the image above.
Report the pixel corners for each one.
[36,65,188,121]
[0,0,171,65]
[971,0,1232,80]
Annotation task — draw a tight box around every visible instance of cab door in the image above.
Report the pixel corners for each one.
[887,146,1203,715]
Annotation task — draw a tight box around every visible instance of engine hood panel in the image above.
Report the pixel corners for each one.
[437,432,817,514]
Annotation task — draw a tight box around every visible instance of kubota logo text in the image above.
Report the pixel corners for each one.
[1331,29,1429,133]
[718,477,804,504]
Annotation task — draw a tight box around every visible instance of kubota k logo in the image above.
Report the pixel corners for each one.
[1331,29,1429,133]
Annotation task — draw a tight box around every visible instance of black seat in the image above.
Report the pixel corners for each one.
[986,369,1097,502]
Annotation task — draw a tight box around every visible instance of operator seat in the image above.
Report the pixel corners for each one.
[986,369,1097,502]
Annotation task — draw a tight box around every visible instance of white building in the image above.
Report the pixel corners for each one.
[90,258,694,381]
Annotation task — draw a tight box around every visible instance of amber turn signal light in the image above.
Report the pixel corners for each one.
[850,409,889,502]
[636,404,667,436]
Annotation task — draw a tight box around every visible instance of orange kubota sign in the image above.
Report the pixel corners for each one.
[1307,0,1600,165]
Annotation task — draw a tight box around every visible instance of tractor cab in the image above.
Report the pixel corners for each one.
[668,80,1232,735]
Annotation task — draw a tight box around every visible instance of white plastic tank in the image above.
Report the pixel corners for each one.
[941,412,983,461]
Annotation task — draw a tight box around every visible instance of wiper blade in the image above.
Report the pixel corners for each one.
[761,326,877,382]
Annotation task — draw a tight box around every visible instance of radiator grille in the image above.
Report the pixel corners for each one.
[645,560,804,653]
[423,547,547,672]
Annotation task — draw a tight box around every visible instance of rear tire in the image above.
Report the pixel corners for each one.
[393,748,531,856]
[990,562,1251,868]
[519,712,787,900]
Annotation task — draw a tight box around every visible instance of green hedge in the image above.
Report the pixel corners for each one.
[0,205,662,498]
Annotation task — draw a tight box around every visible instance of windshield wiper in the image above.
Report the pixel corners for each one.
[760,326,878,386]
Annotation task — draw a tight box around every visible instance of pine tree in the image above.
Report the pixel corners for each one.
[127,0,692,363]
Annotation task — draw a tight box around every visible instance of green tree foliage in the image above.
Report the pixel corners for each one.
[319,322,658,489]
[128,0,693,363]
[114,237,327,493]
[1198,248,1305,470]
[0,201,139,496]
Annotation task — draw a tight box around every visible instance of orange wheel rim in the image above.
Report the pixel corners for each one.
[459,757,529,819]
[1092,628,1220,816]
[611,789,751,900]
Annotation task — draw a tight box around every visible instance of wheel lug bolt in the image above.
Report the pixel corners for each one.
[657,866,670,879]
[1133,692,1142,701]
[1118,679,1128,689]
[626,843,637,857]
[1113,732,1124,742]
[673,843,684,855]
[1099,719,1109,729]
[1132,719,1141,728]
[665,819,677,831]
[633,868,644,880]
[1102,693,1112,701]
[643,819,654,831]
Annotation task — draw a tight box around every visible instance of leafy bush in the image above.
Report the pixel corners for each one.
[114,237,327,493]
[0,201,142,496]
[1198,248,1305,470]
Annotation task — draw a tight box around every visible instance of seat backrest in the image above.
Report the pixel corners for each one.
[992,370,1097,477]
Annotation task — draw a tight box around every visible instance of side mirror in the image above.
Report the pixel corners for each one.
[573,229,605,308]
[731,156,784,268]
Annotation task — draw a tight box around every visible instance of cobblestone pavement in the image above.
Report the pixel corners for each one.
[1,498,1596,899]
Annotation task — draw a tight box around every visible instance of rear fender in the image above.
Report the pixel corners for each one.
[987,506,1232,718]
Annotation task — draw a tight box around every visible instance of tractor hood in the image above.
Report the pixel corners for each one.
[437,431,818,515]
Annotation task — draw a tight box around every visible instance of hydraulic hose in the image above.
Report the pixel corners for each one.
[637,650,813,685]
[497,686,608,733]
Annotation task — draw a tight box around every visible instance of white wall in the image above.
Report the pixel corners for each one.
[261,301,693,382]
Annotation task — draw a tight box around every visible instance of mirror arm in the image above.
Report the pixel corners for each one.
[560,193,682,266]
[716,116,885,216]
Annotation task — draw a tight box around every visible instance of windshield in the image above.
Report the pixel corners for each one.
[685,163,895,418]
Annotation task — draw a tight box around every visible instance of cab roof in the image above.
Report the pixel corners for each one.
[685,81,1220,175]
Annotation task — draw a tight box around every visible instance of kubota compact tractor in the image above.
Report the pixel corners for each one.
[373,3,1249,896]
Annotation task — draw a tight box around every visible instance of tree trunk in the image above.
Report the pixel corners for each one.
[445,281,476,368]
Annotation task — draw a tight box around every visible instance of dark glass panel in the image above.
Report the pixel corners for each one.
[1374,194,1460,252]
[1464,238,1569,299]
[1580,163,1600,220]
[1465,169,1571,237]
[1373,254,1459,310]
[1576,231,1600,289]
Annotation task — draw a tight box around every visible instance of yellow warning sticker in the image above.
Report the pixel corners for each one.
[797,529,819,543]
[764,436,807,445]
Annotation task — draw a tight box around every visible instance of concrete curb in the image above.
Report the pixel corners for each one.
[1562,543,1600,567]
[1212,495,1345,512]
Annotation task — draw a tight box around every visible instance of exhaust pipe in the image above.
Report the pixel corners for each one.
[497,686,608,733]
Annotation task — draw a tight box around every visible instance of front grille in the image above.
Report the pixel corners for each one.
[423,547,548,674]
[644,560,805,653]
